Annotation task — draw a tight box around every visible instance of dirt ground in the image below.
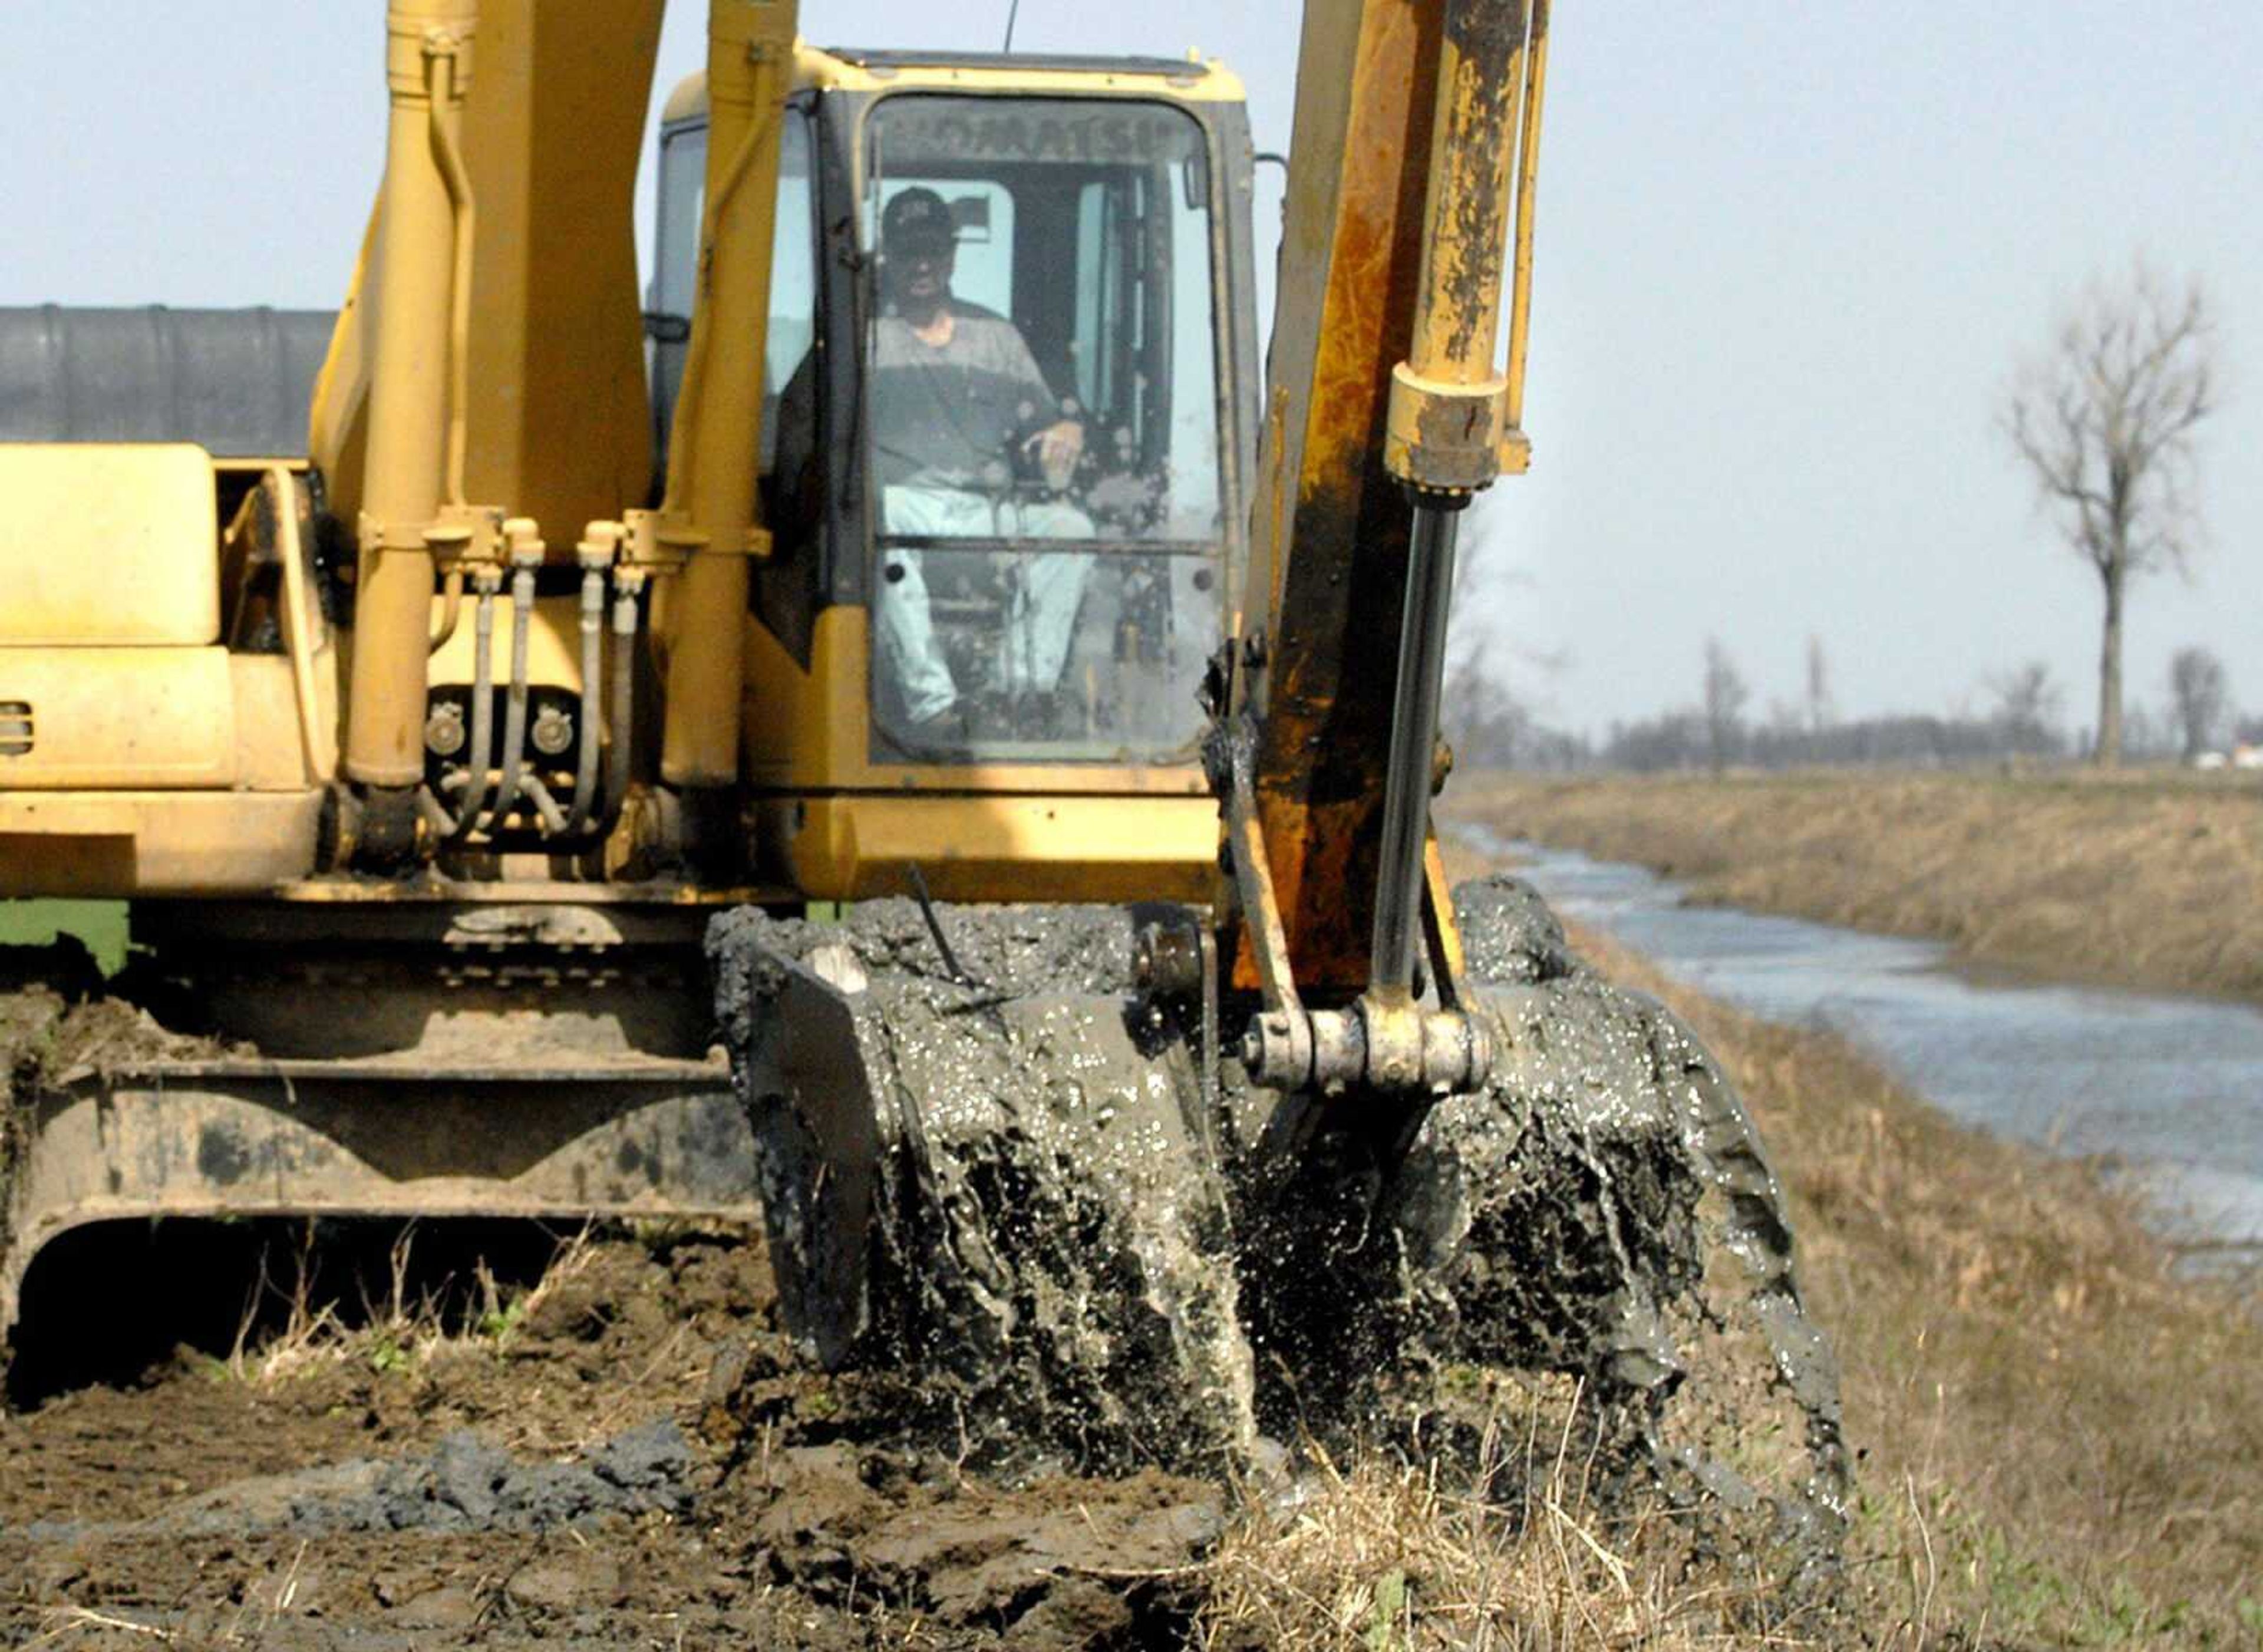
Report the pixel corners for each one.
[0,948,1225,1649]
[0,1225,1223,1650]
[0,887,1848,1651]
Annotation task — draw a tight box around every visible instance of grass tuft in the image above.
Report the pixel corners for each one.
[223,1221,598,1389]
[1199,1401,1805,1650]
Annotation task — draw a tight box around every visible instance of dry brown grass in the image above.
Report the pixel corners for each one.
[1203,840,2260,1647]
[1200,1387,1820,1650]
[1598,923,2261,1646]
[223,1220,598,1389]
[1455,770,2263,1003]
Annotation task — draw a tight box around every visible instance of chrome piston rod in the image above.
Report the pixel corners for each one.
[1368,501,1460,1000]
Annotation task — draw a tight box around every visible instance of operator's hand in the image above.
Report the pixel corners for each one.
[1022,419,1085,489]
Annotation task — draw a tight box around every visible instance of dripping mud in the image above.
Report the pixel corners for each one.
[1,882,1847,1646]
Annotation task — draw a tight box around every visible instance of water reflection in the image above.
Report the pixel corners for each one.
[1457,826,2263,1252]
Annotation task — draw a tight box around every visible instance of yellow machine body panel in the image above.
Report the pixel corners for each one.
[0,444,220,645]
[0,792,323,897]
[2,445,328,892]
[0,649,235,789]
[775,789,1219,905]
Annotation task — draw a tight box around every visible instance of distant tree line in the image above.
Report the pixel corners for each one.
[1442,637,2252,776]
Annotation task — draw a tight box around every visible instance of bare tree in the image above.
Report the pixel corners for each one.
[2003,261,2218,766]
[1985,660,2063,755]
[1803,634,1835,734]
[2167,645,2229,759]
[1701,637,1748,776]
[1441,655,1530,769]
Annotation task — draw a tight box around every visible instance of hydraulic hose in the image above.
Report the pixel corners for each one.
[598,573,642,839]
[484,557,537,832]
[263,466,335,783]
[430,566,466,651]
[565,560,607,836]
[516,772,570,837]
[412,577,499,841]
[447,575,500,837]
[1368,503,1460,998]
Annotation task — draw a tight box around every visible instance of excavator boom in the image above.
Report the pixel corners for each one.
[1216,0,1545,1110]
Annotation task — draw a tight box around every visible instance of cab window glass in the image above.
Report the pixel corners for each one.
[861,96,1226,766]
[651,113,816,475]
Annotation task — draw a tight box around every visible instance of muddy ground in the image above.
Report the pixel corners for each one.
[0,1225,1224,1649]
[0,882,1845,1648]
[4,947,1220,1648]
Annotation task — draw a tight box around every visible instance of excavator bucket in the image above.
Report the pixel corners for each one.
[711,899,1255,1470]
[710,882,1846,1512]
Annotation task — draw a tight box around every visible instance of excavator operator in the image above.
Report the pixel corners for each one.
[865,186,1093,742]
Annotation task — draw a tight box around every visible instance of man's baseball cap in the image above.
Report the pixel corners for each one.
[882,187,956,253]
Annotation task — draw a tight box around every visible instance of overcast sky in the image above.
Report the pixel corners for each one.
[6,4,2256,738]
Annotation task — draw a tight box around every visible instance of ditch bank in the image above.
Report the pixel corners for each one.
[1456,770,2263,1004]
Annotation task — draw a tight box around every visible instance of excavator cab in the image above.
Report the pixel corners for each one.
[647,50,1258,901]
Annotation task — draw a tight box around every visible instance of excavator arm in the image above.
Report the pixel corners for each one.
[721,0,1568,1436]
[1216,0,1548,1108]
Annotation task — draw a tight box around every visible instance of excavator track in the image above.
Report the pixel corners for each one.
[0,902,761,1344]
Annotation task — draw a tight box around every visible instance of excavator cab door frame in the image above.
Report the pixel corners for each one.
[650,69,1262,803]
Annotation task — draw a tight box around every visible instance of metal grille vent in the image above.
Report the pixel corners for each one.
[0,700,31,757]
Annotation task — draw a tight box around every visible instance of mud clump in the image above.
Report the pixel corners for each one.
[16,1422,692,1544]
[0,938,233,1093]
[3,942,238,1214]
[711,878,1846,1549]
[4,941,239,1309]
[726,1444,1220,1640]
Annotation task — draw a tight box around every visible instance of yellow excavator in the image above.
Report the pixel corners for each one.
[2,1,1266,1321]
[1,0,1835,1488]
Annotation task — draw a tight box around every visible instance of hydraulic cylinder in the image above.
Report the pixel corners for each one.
[658,0,797,791]
[347,0,479,797]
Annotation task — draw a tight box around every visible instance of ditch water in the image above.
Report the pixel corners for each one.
[1456,827,2263,1256]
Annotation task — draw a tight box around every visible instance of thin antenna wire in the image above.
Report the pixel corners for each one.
[1002,0,1021,52]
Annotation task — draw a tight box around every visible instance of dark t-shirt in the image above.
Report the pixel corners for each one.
[867,300,1058,489]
